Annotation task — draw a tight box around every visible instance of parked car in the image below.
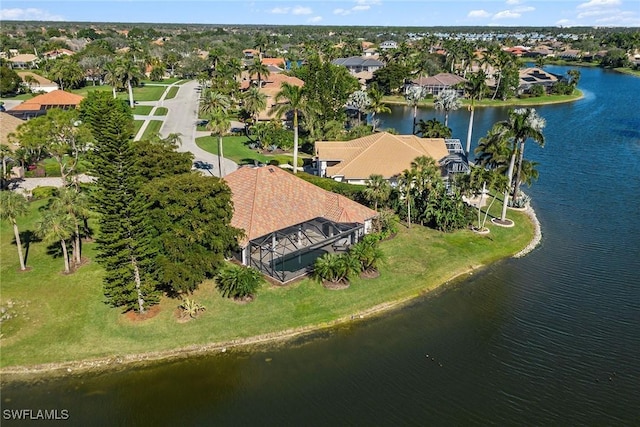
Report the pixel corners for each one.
[195,119,209,126]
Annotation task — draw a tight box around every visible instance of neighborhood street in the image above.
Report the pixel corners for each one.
[148,79,238,177]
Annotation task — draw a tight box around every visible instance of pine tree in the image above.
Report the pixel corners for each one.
[81,92,160,313]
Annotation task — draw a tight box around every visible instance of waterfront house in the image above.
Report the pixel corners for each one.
[315,132,465,186]
[409,73,466,96]
[518,67,563,94]
[225,165,376,283]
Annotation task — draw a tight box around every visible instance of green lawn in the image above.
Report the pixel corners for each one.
[132,105,154,115]
[140,120,163,140]
[165,86,179,100]
[383,89,582,108]
[133,120,144,136]
[154,107,168,116]
[197,135,307,167]
[0,195,534,368]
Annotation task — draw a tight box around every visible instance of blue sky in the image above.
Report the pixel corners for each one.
[1,0,639,27]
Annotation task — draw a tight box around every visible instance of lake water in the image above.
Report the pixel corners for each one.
[3,66,640,426]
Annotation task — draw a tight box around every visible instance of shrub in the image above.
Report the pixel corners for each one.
[349,239,385,273]
[312,252,360,284]
[295,172,365,203]
[179,298,206,319]
[374,209,400,238]
[44,162,61,177]
[31,186,58,200]
[216,264,264,300]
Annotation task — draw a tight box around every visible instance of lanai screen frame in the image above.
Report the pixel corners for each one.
[247,217,363,283]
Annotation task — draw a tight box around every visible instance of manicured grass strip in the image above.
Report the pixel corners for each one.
[132,105,153,115]
[141,120,163,140]
[197,135,270,164]
[165,86,179,100]
[133,120,144,136]
[0,195,534,368]
[383,90,582,108]
[154,107,168,116]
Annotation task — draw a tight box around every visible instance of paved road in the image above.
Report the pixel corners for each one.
[155,80,238,177]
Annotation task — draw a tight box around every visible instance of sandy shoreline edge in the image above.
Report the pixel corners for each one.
[1,207,542,381]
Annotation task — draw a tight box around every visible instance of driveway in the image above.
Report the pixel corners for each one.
[157,80,238,177]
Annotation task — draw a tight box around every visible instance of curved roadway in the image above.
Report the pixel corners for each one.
[137,80,238,177]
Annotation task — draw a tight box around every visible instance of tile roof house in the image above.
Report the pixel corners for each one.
[331,57,385,75]
[225,165,377,282]
[18,72,59,93]
[239,73,305,122]
[410,73,466,96]
[315,132,452,185]
[42,48,74,60]
[518,67,563,94]
[0,112,25,150]
[8,54,39,69]
[7,90,84,120]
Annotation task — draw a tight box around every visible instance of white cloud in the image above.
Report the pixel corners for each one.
[577,8,617,18]
[468,9,491,18]
[334,0,381,16]
[513,6,535,13]
[308,16,323,23]
[505,0,521,4]
[292,6,312,15]
[355,0,382,5]
[577,0,621,9]
[333,8,350,15]
[494,10,522,19]
[0,7,64,21]
[555,18,573,26]
[353,5,371,11]
[270,7,290,14]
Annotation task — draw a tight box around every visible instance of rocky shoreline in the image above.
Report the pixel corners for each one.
[513,203,542,258]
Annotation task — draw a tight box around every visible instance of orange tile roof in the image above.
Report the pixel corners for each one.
[224,166,376,246]
[315,132,450,180]
[17,71,56,86]
[261,58,285,67]
[10,90,84,111]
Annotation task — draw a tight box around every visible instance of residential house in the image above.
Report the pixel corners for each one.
[17,72,59,93]
[315,132,467,186]
[557,49,581,60]
[240,73,305,122]
[379,40,398,51]
[42,48,74,60]
[8,54,39,69]
[243,49,260,60]
[331,57,385,75]
[224,165,377,283]
[518,67,563,94]
[363,48,378,57]
[0,112,26,178]
[409,73,466,96]
[7,90,84,120]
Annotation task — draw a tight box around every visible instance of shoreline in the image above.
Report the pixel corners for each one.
[1,264,482,382]
[1,209,542,382]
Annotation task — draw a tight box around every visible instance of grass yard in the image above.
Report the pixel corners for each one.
[165,86,179,100]
[0,195,534,369]
[196,135,306,167]
[140,120,163,140]
[154,107,168,116]
[132,105,154,115]
[133,120,144,136]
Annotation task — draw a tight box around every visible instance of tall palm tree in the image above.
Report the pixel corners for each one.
[103,59,121,99]
[464,70,488,156]
[118,57,142,108]
[0,144,12,188]
[367,84,391,132]
[434,89,462,127]
[50,187,90,266]
[242,87,267,125]
[206,107,230,177]
[247,58,270,88]
[0,191,28,271]
[363,174,391,211]
[507,108,545,203]
[199,89,230,118]
[270,82,306,174]
[35,210,75,274]
[405,86,425,135]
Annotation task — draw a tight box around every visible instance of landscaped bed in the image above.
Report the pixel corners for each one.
[0,196,534,370]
